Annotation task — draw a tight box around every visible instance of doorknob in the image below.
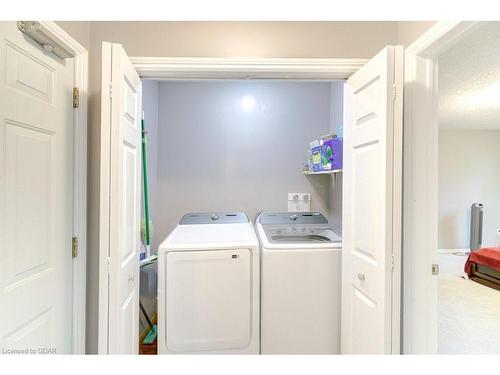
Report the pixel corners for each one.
[128,275,135,283]
[357,273,366,281]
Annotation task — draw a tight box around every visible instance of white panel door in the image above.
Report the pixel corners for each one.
[342,46,403,354]
[99,42,142,354]
[0,22,74,353]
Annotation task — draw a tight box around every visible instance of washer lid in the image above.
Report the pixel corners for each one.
[259,211,328,225]
[179,212,249,225]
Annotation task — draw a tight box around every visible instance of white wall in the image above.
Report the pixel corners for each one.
[56,21,90,50]
[438,129,500,249]
[153,81,336,239]
[438,22,500,130]
[397,21,436,47]
[437,23,500,250]
[90,21,398,59]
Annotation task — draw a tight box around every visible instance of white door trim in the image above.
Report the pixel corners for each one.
[98,42,112,354]
[392,46,404,354]
[34,21,88,354]
[130,57,368,80]
[403,20,479,354]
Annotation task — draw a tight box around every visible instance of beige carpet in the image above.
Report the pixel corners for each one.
[439,275,500,354]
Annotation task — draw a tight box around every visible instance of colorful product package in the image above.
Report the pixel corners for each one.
[320,134,343,171]
[311,145,323,172]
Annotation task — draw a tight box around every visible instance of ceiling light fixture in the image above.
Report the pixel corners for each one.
[241,96,256,112]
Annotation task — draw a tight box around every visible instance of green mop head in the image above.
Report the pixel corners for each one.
[142,325,157,345]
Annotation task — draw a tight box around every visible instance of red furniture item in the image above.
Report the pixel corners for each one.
[465,247,500,277]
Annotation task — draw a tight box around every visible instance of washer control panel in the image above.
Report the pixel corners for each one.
[259,212,328,225]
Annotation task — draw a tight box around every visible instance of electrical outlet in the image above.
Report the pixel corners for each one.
[288,193,311,212]
[288,193,311,201]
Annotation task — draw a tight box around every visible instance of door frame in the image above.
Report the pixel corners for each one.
[31,21,89,354]
[122,54,403,352]
[130,57,367,80]
[402,20,480,354]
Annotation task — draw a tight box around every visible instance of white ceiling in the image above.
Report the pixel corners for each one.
[439,22,500,129]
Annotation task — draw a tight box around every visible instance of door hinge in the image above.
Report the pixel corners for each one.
[431,263,439,276]
[109,83,113,99]
[72,236,78,258]
[392,84,397,101]
[72,87,79,108]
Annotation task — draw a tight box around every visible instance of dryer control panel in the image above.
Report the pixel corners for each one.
[179,212,249,225]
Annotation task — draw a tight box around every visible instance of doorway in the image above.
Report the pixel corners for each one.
[404,21,500,354]
[436,22,500,353]
[98,44,403,354]
[138,79,344,354]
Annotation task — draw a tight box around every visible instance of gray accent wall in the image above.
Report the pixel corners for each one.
[138,80,343,338]
[153,81,338,243]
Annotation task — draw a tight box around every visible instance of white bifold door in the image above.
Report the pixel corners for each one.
[342,46,403,354]
[99,42,142,354]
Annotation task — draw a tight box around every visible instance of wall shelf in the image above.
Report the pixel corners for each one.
[302,169,342,175]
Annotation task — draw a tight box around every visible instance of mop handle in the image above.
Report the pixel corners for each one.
[141,111,151,246]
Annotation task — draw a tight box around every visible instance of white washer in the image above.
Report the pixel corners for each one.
[256,211,342,354]
[158,212,260,354]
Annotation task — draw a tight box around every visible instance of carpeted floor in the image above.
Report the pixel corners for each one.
[439,275,500,354]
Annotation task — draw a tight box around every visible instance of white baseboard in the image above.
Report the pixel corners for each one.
[438,248,470,255]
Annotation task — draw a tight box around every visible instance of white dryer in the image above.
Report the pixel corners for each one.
[256,211,342,354]
[158,212,260,354]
